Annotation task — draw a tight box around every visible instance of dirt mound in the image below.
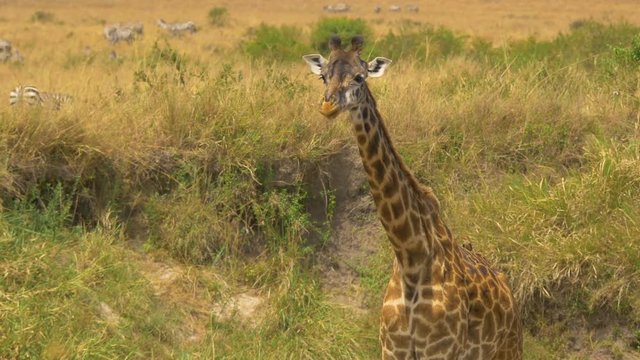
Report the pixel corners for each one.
[308,146,384,310]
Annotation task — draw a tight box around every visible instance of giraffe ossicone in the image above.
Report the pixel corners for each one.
[303,35,523,359]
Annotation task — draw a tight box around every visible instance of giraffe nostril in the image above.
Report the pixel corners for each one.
[324,94,337,103]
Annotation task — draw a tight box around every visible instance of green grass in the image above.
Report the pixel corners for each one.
[0,189,183,358]
[243,24,311,62]
[1,18,640,359]
[211,270,378,359]
[374,21,467,63]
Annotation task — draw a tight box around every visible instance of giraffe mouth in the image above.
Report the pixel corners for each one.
[319,100,340,118]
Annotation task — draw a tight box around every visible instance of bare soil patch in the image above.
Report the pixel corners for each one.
[307,146,384,310]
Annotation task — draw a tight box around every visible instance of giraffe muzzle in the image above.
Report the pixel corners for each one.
[319,100,340,118]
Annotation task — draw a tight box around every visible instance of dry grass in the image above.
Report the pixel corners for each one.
[2,0,640,43]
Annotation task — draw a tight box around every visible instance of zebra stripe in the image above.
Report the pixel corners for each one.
[9,85,72,109]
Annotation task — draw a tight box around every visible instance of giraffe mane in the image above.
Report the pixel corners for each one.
[361,84,441,212]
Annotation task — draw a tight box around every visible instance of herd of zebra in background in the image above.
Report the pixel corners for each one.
[324,3,419,13]
[4,18,197,107]
[104,19,197,44]
[4,4,416,108]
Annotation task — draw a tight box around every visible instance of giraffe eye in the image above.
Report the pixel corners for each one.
[354,74,365,84]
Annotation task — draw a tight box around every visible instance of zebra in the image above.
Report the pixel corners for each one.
[10,85,72,109]
[323,3,351,13]
[406,4,419,12]
[0,39,11,62]
[119,21,144,36]
[103,22,143,44]
[104,25,135,44]
[1,39,25,63]
[157,19,197,36]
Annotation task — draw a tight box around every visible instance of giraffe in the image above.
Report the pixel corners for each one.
[302,36,523,359]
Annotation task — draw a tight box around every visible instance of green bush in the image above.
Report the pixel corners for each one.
[554,21,639,60]
[612,34,640,65]
[30,10,55,23]
[375,23,466,63]
[253,188,311,253]
[5,183,74,241]
[243,24,310,62]
[310,18,372,54]
[208,7,228,27]
[497,21,640,69]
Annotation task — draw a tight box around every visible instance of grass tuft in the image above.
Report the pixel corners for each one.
[30,10,56,23]
[208,7,229,27]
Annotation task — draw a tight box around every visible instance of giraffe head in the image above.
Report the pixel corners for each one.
[303,35,392,119]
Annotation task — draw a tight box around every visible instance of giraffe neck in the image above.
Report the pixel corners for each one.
[349,85,452,278]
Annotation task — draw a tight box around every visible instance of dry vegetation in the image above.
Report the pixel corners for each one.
[1,1,640,359]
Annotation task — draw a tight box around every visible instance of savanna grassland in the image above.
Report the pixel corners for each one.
[1,0,640,359]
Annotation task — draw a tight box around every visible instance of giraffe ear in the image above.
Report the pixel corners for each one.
[367,57,392,78]
[302,54,327,75]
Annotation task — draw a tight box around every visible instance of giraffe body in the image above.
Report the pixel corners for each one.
[303,36,522,359]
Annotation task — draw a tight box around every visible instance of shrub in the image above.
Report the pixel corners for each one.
[30,10,55,23]
[612,34,640,65]
[243,24,310,62]
[310,18,372,54]
[208,7,228,27]
[554,21,639,59]
[253,188,311,253]
[375,23,466,63]
[496,21,640,69]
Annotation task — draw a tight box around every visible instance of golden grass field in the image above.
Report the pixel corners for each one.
[2,0,640,104]
[1,1,640,359]
[0,0,640,91]
[3,0,640,40]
